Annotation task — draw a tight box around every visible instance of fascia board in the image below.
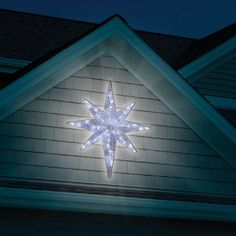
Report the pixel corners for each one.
[0,187,236,222]
[178,36,236,83]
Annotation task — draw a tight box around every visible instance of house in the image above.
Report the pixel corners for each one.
[0,9,236,235]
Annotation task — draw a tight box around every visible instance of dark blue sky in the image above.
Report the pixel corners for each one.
[1,0,236,38]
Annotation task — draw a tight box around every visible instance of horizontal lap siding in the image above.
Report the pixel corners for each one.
[193,56,236,98]
[0,55,235,197]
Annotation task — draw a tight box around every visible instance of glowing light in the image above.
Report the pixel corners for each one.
[67,81,150,178]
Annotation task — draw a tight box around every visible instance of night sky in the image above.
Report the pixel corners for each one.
[0,0,236,38]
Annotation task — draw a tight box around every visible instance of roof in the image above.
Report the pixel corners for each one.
[0,9,96,61]
[0,9,196,89]
[0,9,235,87]
[175,22,236,69]
[1,8,235,70]
[0,9,195,65]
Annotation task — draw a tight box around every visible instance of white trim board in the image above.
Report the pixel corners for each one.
[178,36,236,83]
[0,16,235,169]
[206,96,236,110]
[0,187,236,222]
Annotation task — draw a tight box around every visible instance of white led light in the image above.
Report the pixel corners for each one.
[67,81,150,178]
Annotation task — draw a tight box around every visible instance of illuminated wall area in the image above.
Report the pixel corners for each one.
[0,55,235,197]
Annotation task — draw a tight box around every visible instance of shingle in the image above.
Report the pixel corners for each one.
[0,8,194,72]
[137,30,195,68]
[0,9,96,61]
[175,23,236,69]
[1,8,235,93]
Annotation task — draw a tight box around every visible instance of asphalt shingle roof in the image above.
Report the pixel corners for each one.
[1,9,235,71]
[0,9,96,61]
[175,22,236,69]
[0,9,195,67]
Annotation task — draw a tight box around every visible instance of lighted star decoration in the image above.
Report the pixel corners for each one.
[67,82,150,178]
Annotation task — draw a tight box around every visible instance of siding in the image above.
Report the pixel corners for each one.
[192,56,236,98]
[0,55,236,198]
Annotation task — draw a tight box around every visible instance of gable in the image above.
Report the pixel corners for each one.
[0,15,235,179]
[1,55,236,200]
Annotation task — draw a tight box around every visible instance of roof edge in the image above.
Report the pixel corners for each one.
[178,36,236,83]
